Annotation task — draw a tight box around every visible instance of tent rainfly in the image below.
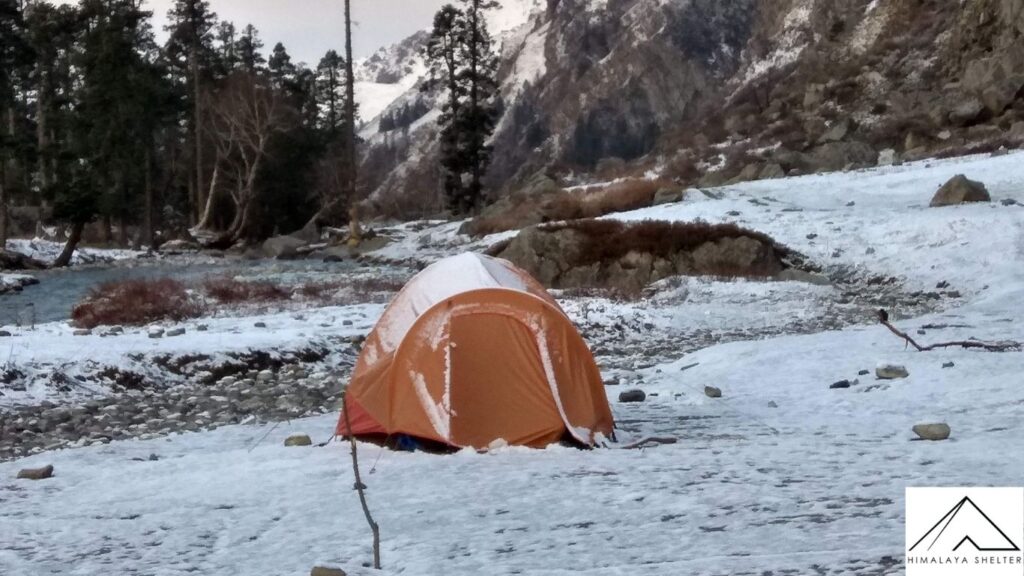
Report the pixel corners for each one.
[336,253,614,449]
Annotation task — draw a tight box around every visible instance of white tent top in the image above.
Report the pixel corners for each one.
[371,253,554,354]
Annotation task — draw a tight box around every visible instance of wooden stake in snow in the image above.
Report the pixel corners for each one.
[342,392,381,569]
[878,309,1021,352]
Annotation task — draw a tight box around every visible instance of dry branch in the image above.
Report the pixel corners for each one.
[879,314,1021,353]
[342,392,381,569]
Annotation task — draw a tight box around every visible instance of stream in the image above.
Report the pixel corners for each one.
[0,256,359,326]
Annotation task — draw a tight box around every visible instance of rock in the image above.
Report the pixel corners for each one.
[876,149,898,167]
[817,118,849,143]
[767,400,778,408]
[652,187,684,205]
[257,370,274,383]
[1001,198,1019,206]
[829,380,851,389]
[618,389,646,403]
[196,324,209,331]
[758,162,785,180]
[942,362,955,369]
[807,141,878,172]
[0,330,10,337]
[160,239,201,252]
[73,329,91,336]
[262,235,308,260]
[930,174,991,207]
[254,322,267,328]
[961,43,1024,114]
[691,236,783,277]
[148,329,164,339]
[803,84,825,110]
[704,386,722,398]
[1009,121,1024,144]
[17,464,54,480]
[858,369,870,376]
[912,423,951,441]
[948,98,985,126]
[876,363,909,380]
[310,567,347,576]
[166,327,186,337]
[284,434,312,447]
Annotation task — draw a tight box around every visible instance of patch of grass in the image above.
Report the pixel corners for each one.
[71,278,205,329]
[202,277,291,303]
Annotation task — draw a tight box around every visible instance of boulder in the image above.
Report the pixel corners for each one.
[691,236,783,277]
[262,235,308,260]
[807,141,878,172]
[930,175,991,207]
[165,327,186,337]
[284,434,312,447]
[962,43,1024,114]
[877,149,898,167]
[704,386,722,398]
[652,187,684,205]
[912,423,951,441]
[758,163,785,180]
[17,464,54,480]
[497,225,588,287]
[829,380,852,389]
[948,98,986,126]
[876,363,909,380]
[0,250,47,271]
[1009,121,1024,144]
[817,119,850,143]
[618,389,646,403]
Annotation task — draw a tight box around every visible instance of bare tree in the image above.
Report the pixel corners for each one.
[201,72,291,243]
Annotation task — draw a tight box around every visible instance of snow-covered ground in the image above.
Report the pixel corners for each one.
[5,238,143,266]
[2,152,1023,575]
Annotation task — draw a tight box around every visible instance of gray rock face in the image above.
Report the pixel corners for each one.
[912,423,951,441]
[618,389,646,403]
[930,175,991,207]
[876,364,909,380]
[262,235,308,260]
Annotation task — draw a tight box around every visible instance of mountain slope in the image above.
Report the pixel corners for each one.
[359,0,1024,216]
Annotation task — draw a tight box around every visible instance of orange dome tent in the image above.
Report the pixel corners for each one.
[336,253,614,449]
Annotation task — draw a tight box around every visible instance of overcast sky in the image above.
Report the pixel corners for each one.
[57,0,449,64]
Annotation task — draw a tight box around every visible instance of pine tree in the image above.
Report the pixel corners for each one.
[234,24,265,74]
[315,50,346,138]
[425,1,499,214]
[165,0,218,226]
[0,0,33,247]
[214,21,238,73]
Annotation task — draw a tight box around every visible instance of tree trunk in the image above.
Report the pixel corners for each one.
[36,72,50,193]
[192,47,205,226]
[195,163,220,230]
[144,146,154,249]
[343,0,358,210]
[53,221,84,268]
[0,177,7,249]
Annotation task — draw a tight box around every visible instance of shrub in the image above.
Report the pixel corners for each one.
[202,277,291,303]
[71,278,205,329]
[542,219,785,268]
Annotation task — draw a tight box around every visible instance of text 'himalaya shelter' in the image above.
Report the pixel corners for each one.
[336,253,614,450]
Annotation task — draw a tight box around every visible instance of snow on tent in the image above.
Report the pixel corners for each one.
[336,252,614,450]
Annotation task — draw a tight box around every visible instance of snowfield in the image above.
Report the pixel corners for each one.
[2,152,1023,575]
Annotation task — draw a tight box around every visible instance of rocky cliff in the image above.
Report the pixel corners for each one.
[358,0,1024,216]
